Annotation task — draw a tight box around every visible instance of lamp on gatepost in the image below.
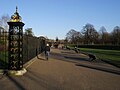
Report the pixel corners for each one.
[7,6,25,71]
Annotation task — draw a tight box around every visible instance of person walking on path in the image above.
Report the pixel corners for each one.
[44,44,50,60]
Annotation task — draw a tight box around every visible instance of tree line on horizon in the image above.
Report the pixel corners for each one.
[65,23,120,45]
[0,15,120,46]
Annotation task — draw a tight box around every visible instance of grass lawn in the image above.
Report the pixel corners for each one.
[69,46,120,67]
[79,48,120,67]
[79,48,120,61]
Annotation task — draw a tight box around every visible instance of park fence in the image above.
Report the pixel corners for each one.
[23,35,46,64]
[0,32,46,69]
[0,29,8,69]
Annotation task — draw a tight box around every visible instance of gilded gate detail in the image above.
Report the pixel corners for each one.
[7,7,24,70]
[0,7,46,70]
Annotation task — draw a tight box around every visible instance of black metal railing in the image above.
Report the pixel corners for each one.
[23,35,46,64]
[0,29,8,69]
[0,31,46,69]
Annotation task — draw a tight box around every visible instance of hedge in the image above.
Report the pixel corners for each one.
[69,44,120,50]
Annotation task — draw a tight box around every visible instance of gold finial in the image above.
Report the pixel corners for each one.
[10,6,22,22]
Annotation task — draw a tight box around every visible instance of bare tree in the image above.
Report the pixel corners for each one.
[82,23,99,44]
[111,26,120,45]
[0,14,10,31]
[66,29,76,42]
[99,26,110,44]
[0,15,10,45]
[66,29,82,44]
[25,28,34,36]
[64,37,68,46]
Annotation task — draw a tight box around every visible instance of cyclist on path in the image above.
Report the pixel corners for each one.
[44,44,50,60]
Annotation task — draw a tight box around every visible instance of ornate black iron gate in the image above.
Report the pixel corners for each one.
[0,7,46,70]
[8,22,24,70]
[7,7,24,70]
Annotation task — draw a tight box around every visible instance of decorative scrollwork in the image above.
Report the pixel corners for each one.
[8,7,24,70]
[10,41,18,46]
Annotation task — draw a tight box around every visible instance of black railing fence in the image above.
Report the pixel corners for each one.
[0,29,8,69]
[0,32,46,69]
[23,35,46,64]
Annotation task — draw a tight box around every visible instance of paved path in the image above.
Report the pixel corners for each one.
[0,48,120,90]
[50,48,120,75]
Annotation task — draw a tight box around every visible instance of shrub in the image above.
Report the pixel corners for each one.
[69,44,120,50]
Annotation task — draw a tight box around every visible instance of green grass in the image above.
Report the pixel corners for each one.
[70,46,120,67]
[80,48,120,67]
[79,48,120,61]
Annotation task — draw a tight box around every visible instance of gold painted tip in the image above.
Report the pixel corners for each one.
[10,6,22,22]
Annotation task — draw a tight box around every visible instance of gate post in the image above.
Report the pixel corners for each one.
[7,7,26,75]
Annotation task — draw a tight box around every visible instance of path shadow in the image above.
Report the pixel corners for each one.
[37,52,50,61]
[0,59,8,69]
[24,70,49,89]
[64,56,89,62]
[51,52,103,64]
[61,51,76,54]
[25,69,59,89]
[37,55,49,61]
[64,55,103,64]
[37,55,45,60]
[76,63,120,75]
[6,74,26,90]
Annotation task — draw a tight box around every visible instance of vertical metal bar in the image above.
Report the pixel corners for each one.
[27,35,28,61]
[0,29,1,66]
[3,29,5,67]
[8,25,10,69]
[4,30,6,68]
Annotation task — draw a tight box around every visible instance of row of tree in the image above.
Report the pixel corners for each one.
[65,23,120,45]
